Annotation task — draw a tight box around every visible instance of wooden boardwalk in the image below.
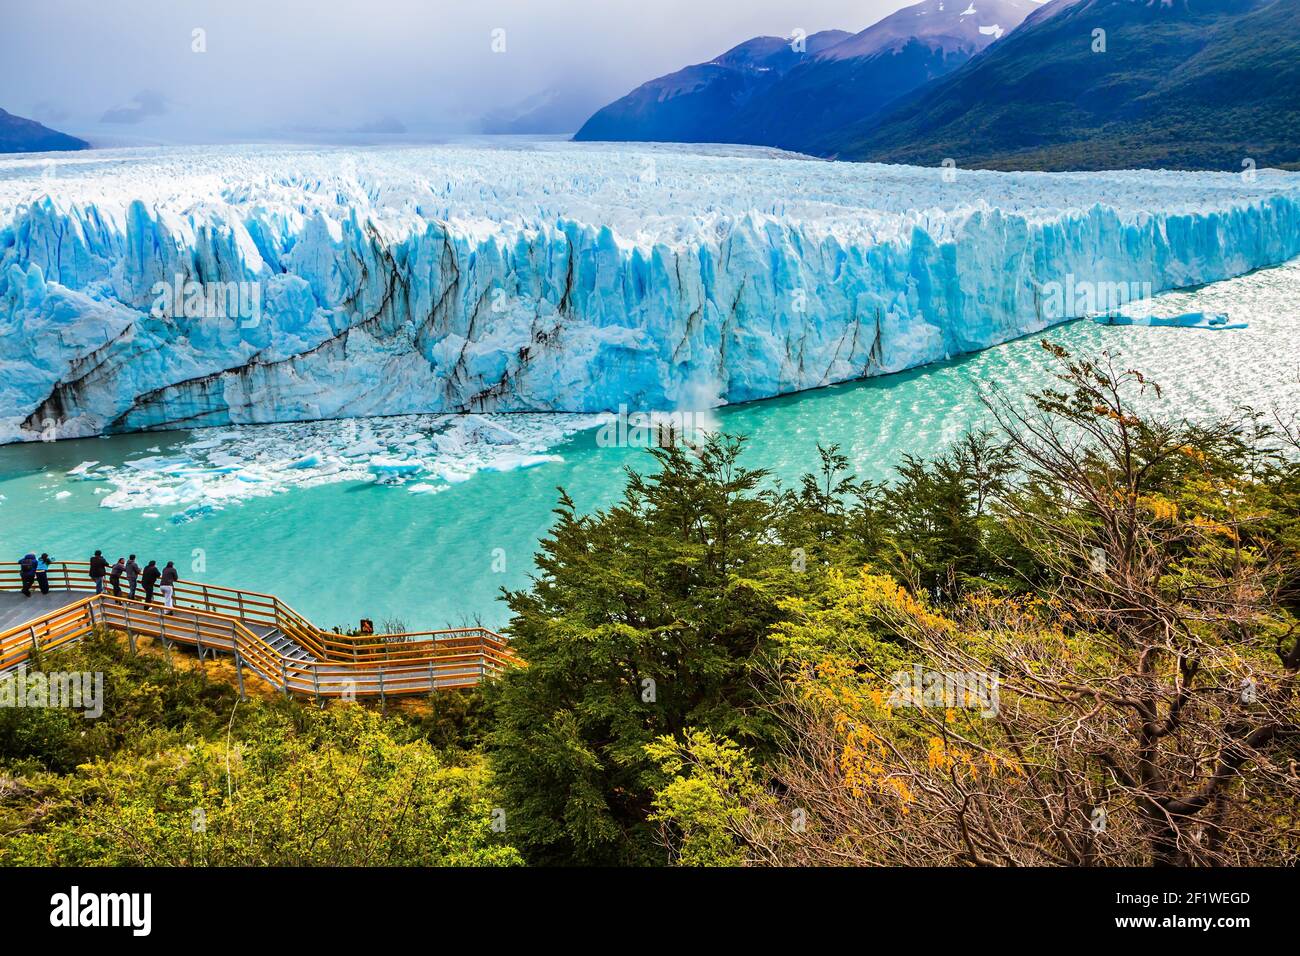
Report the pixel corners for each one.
[0,562,517,701]
[0,591,84,633]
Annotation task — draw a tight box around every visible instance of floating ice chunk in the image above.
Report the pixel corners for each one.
[124,456,188,472]
[407,482,446,495]
[68,461,99,475]
[483,454,564,472]
[341,440,387,457]
[171,503,216,524]
[461,417,523,445]
[54,490,72,499]
[367,457,423,478]
[165,466,238,477]
[1095,311,1248,330]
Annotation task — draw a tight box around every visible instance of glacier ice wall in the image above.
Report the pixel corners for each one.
[2,142,1299,443]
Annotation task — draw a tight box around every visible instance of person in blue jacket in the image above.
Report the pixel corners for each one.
[36,554,52,594]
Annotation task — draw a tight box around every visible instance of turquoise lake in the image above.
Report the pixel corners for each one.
[2,260,1297,632]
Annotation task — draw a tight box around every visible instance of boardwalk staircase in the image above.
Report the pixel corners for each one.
[0,562,517,702]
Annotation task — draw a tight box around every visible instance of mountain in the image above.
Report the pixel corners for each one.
[482,87,610,135]
[836,0,1300,170]
[572,30,852,143]
[726,0,1039,151]
[574,0,1035,149]
[0,108,88,153]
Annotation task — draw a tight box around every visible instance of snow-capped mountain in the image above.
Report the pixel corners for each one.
[573,0,1035,150]
[814,0,1034,61]
[725,0,1039,152]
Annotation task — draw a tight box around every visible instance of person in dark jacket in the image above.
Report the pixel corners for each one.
[35,554,51,595]
[160,561,179,613]
[89,550,108,594]
[109,557,126,597]
[141,560,161,604]
[125,555,140,600]
[18,553,37,597]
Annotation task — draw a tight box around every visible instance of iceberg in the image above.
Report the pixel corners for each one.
[1094,311,1249,330]
[2,142,1299,444]
[367,456,424,479]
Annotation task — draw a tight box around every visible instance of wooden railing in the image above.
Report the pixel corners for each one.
[0,563,518,700]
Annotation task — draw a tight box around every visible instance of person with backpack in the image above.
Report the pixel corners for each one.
[160,561,179,614]
[18,553,37,597]
[141,560,161,604]
[35,554,51,594]
[109,557,126,597]
[88,550,108,594]
[125,555,140,600]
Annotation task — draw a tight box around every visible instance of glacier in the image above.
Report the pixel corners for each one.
[2,141,1299,445]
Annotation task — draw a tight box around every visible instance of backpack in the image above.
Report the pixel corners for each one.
[19,555,36,575]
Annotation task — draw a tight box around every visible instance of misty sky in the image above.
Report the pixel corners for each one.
[1,0,910,144]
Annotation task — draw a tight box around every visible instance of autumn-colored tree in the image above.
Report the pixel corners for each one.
[648,346,1300,866]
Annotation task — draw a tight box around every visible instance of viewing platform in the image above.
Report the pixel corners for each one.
[0,562,517,701]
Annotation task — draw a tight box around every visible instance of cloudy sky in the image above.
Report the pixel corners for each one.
[1,0,910,144]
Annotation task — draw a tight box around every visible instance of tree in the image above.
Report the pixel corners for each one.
[730,345,1300,866]
[487,435,802,865]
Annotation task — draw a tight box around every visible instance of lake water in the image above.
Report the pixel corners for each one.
[2,260,1297,632]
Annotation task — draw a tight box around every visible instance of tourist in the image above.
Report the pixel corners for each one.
[126,555,140,600]
[35,554,51,594]
[141,560,160,604]
[110,557,126,597]
[88,550,108,594]
[160,561,178,614]
[18,553,37,597]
